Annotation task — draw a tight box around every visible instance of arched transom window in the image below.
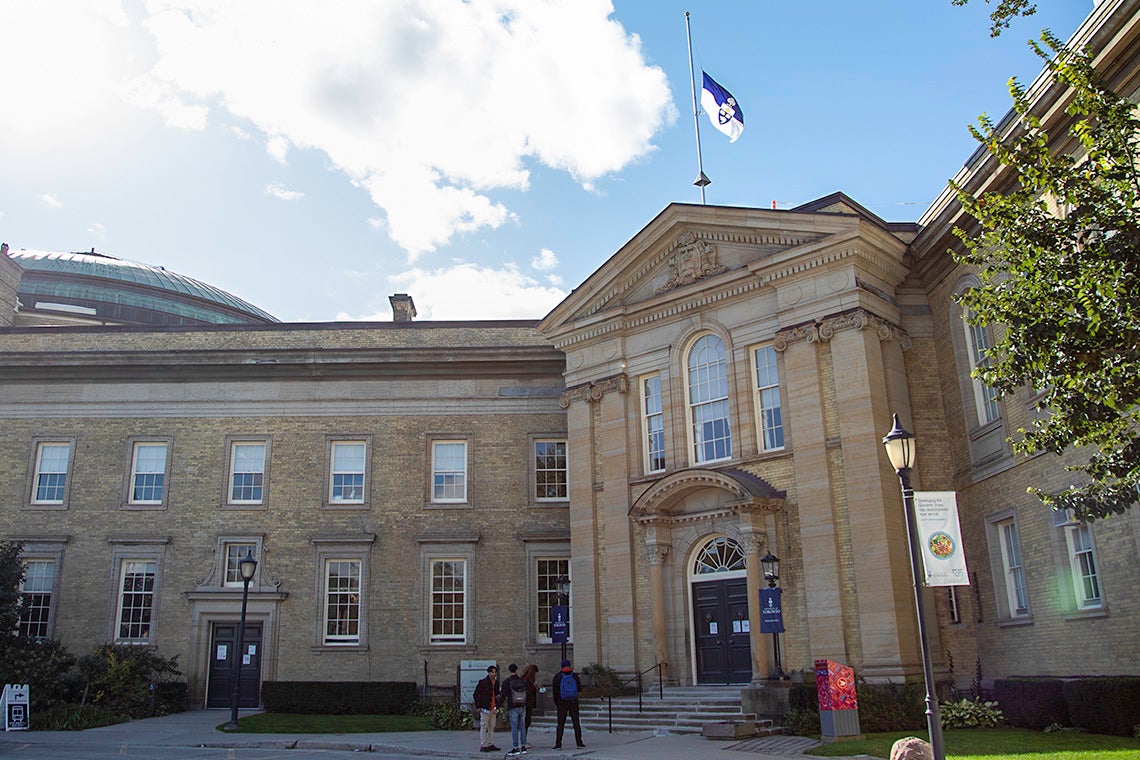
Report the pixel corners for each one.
[693,537,746,575]
[687,333,732,463]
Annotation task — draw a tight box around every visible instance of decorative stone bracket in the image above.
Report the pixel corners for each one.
[773,308,910,352]
[560,373,629,408]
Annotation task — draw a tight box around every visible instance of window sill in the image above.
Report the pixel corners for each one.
[997,616,1033,629]
[311,644,369,654]
[322,502,370,510]
[21,503,68,511]
[1063,607,1107,622]
[425,502,472,510]
[221,503,269,511]
[122,503,167,511]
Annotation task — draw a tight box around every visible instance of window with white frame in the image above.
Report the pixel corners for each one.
[223,542,257,587]
[947,586,961,624]
[536,558,570,644]
[997,518,1029,618]
[228,441,267,505]
[323,559,362,645]
[534,440,568,501]
[642,375,665,473]
[129,442,168,505]
[686,334,732,463]
[753,345,785,451]
[19,559,56,639]
[431,441,467,503]
[32,442,71,505]
[329,441,367,504]
[116,559,157,643]
[430,559,466,643]
[963,310,1002,424]
[1065,522,1102,609]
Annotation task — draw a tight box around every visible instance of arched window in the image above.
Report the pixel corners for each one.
[692,537,746,575]
[687,334,732,463]
[963,306,1002,424]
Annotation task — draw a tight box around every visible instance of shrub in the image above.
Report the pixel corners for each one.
[33,703,128,731]
[854,679,925,733]
[0,637,81,711]
[579,664,623,690]
[261,681,417,715]
[77,645,184,717]
[1062,677,1140,737]
[939,698,1003,728]
[993,678,1068,731]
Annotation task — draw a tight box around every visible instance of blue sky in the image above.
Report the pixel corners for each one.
[0,1,1092,322]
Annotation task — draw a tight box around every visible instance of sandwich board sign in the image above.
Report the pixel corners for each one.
[2,683,29,731]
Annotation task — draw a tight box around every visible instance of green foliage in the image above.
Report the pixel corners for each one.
[952,32,1140,521]
[77,644,184,716]
[0,541,25,635]
[580,663,623,690]
[1062,676,1140,737]
[940,698,1004,728]
[993,678,1069,730]
[33,703,129,731]
[854,679,926,733]
[261,681,417,715]
[949,0,1036,37]
[417,699,474,730]
[0,637,80,710]
[1044,722,1086,733]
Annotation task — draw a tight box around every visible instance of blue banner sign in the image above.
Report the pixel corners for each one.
[551,605,569,643]
[759,587,784,633]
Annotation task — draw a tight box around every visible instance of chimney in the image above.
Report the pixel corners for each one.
[389,293,417,322]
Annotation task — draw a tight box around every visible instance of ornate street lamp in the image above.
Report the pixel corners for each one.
[225,550,257,731]
[556,575,572,662]
[760,552,785,679]
[883,413,945,760]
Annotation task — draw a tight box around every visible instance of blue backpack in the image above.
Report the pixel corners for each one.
[559,673,579,701]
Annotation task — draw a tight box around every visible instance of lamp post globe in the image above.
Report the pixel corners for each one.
[225,550,257,731]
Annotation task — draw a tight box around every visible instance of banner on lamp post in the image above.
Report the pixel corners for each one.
[913,491,969,586]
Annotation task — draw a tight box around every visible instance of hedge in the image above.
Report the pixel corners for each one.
[993,678,1069,731]
[260,681,416,715]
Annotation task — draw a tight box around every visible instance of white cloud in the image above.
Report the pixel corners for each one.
[336,260,567,321]
[531,248,559,271]
[134,0,675,257]
[265,183,304,201]
[266,135,290,164]
[88,222,107,236]
[40,194,63,208]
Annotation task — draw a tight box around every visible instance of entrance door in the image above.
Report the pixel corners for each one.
[207,623,262,708]
[693,578,751,684]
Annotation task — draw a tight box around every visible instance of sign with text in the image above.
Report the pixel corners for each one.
[2,684,29,731]
[759,587,784,633]
[458,660,497,710]
[551,604,569,643]
[914,491,969,586]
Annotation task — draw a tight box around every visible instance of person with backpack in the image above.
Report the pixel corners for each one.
[499,663,529,756]
[551,658,584,749]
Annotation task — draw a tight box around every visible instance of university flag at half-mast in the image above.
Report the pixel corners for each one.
[913,491,970,587]
[700,71,744,143]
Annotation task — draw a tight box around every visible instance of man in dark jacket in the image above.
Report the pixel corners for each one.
[551,659,584,749]
[499,663,530,755]
[473,665,501,752]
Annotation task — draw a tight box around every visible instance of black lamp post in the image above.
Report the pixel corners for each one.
[760,552,786,680]
[882,413,945,760]
[556,575,571,662]
[225,550,257,731]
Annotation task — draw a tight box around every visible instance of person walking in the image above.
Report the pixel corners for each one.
[552,658,584,749]
[519,663,539,733]
[500,663,530,755]
[473,664,501,753]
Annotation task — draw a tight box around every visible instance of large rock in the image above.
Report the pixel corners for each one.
[890,736,933,760]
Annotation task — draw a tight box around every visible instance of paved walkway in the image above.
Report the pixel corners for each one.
[2,709,878,760]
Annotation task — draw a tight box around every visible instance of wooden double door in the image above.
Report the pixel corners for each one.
[207,623,262,708]
[692,577,752,684]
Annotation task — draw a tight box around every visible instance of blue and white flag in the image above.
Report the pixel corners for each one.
[700,71,744,143]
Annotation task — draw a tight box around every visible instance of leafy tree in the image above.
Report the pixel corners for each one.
[951,0,1036,37]
[952,32,1140,520]
[0,541,25,635]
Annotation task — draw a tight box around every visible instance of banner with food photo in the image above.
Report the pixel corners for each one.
[913,491,969,586]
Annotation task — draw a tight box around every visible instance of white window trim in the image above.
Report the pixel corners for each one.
[418,538,477,650]
[532,437,569,503]
[326,437,371,508]
[1064,522,1103,611]
[641,374,666,474]
[989,514,1030,621]
[685,333,733,465]
[751,344,785,453]
[15,538,67,640]
[430,439,469,505]
[311,535,375,652]
[125,438,172,508]
[963,309,1002,425]
[106,537,168,645]
[222,541,259,588]
[223,437,271,508]
[27,437,76,508]
[322,558,363,646]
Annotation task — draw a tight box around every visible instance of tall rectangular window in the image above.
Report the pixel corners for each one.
[965,314,1002,424]
[323,559,362,645]
[998,519,1029,618]
[223,542,257,587]
[116,559,157,643]
[32,443,71,504]
[687,334,732,463]
[1066,524,1102,609]
[753,345,785,451]
[19,559,56,639]
[642,376,665,473]
[432,441,467,503]
[330,441,366,504]
[129,442,168,505]
[534,440,568,501]
[430,559,466,643]
[229,442,266,504]
[536,559,569,644]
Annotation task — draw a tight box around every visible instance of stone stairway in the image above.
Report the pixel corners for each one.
[530,685,782,736]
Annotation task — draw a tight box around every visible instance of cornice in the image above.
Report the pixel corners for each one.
[560,373,629,408]
[773,308,911,353]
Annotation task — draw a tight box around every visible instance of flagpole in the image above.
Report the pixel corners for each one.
[685,11,711,204]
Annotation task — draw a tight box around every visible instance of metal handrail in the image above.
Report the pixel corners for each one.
[604,662,667,733]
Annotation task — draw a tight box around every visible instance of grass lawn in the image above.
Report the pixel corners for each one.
[218,712,436,734]
[805,727,1140,759]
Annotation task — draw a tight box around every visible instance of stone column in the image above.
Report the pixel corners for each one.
[739,529,770,683]
[646,543,671,674]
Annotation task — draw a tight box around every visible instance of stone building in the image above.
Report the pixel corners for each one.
[0,0,1137,711]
